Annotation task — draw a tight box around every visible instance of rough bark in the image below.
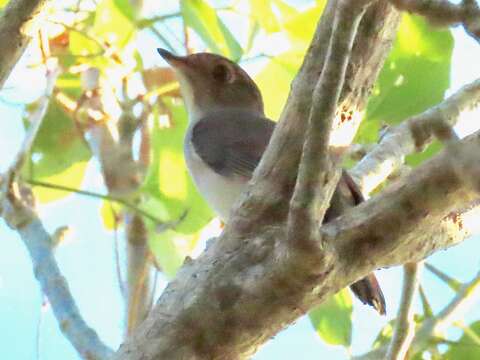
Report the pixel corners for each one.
[114,2,402,359]
[0,0,50,88]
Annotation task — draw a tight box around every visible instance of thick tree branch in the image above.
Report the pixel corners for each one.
[0,0,50,88]
[237,0,400,229]
[326,131,480,274]
[386,262,422,360]
[350,78,480,195]
[114,2,403,359]
[287,0,369,248]
[113,121,480,360]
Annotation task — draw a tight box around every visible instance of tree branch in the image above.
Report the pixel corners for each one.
[0,68,112,360]
[113,2,406,358]
[386,262,422,360]
[0,0,50,88]
[350,78,480,195]
[355,269,480,359]
[114,122,480,360]
[125,213,151,335]
[11,214,114,359]
[287,0,370,249]
[388,0,480,42]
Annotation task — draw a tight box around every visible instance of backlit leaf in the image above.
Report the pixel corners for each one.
[309,289,353,347]
[444,321,480,359]
[181,0,242,60]
[357,14,453,166]
[26,100,91,203]
[141,97,213,234]
[94,0,136,48]
[255,50,304,120]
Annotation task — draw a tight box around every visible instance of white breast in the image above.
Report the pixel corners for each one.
[184,126,247,221]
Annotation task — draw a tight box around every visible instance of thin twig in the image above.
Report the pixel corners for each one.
[418,285,434,318]
[111,204,126,298]
[26,179,168,225]
[386,262,422,360]
[354,269,480,360]
[425,262,462,291]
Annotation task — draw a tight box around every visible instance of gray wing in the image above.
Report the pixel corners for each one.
[192,109,275,178]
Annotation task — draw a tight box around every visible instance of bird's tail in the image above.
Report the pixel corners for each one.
[350,273,386,315]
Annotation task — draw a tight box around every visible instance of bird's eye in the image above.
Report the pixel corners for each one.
[212,64,232,83]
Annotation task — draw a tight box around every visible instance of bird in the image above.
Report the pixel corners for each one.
[157,48,386,315]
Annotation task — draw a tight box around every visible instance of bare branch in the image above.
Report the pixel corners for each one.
[388,0,480,42]
[351,78,480,195]
[0,69,112,359]
[125,214,151,335]
[0,0,50,88]
[386,262,422,360]
[13,214,114,359]
[355,269,480,360]
[425,262,462,291]
[327,131,480,275]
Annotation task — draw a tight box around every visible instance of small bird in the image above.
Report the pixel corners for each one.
[157,48,386,315]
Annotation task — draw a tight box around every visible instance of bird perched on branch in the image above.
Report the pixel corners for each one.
[157,48,386,315]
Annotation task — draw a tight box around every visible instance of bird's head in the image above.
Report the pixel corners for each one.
[157,49,264,121]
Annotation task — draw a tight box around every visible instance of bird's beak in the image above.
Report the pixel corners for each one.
[157,48,188,69]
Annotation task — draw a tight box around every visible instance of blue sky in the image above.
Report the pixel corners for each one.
[1,2,480,359]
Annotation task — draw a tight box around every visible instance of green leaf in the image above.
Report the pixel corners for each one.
[141,97,213,234]
[309,289,353,347]
[56,72,82,98]
[357,14,453,165]
[69,31,103,57]
[148,227,198,278]
[26,100,91,203]
[181,0,242,60]
[283,1,326,45]
[255,50,304,120]
[113,0,136,22]
[372,319,395,349]
[94,0,136,48]
[250,0,281,33]
[100,200,123,230]
[444,321,480,359]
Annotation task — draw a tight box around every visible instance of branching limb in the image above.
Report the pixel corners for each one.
[388,0,480,42]
[0,69,112,359]
[354,269,480,360]
[0,0,50,88]
[350,78,480,195]
[386,262,422,360]
[114,122,480,360]
[287,0,371,249]
[327,130,480,273]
